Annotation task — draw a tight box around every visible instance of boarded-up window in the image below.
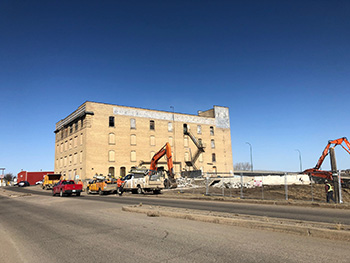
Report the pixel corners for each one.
[74,153,78,164]
[69,139,72,149]
[212,153,216,162]
[60,143,63,153]
[169,137,173,146]
[131,134,136,145]
[130,118,136,129]
[69,155,72,165]
[184,152,190,162]
[168,122,173,132]
[211,139,215,149]
[79,151,83,163]
[131,151,136,162]
[64,156,67,167]
[109,150,115,162]
[65,141,68,151]
[60,158,63,167]
[109,133,116,145]
[150,136,156,146]
[74,136,78,147]
[197,125,201,134]
[199,153,203,162]
[56,159,59,168]
[184,136,189,147]
[80,133,83,145]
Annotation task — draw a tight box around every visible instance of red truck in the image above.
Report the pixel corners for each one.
[52,180,83,197]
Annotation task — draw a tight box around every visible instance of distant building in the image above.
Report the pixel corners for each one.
[54,101,233,181]
[17,171,53,185]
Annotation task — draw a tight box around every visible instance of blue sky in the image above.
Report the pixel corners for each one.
[1,0,350,175]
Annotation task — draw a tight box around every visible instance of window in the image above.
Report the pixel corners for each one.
[109,116,115,127]
[79,151,83,163]
[184,136,189,147]
[198,138,202,146]
[130,118,136,129]
[73,153,77,164]
[109,167,115,177]
[109,133,116,145]
[61,130,64,139]
[184,152,190,162]
[75,122,79,131]
[74,136,78,147]
[69,139,72,149]
[69,155,72,165]
[150,136,156,146]
[60,158,63,167]
[109,150,115,162]
[212,153,216,162]
[211,139,215,149]
[80,133,83,145]
[64,156,67,167]
[60,143,63,153]
[81,119,84,128]
[168,122,173,132]
[197,125,201,134]
[150,120,155,130]
[70,125,73,134]
[210,126,214,136]
[131,151,136,162]
[65,141,68,151]
[131,134,136,145]
[120,167,126,177]
[199,153,203,162]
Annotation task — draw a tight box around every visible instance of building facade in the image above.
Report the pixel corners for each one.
[54,101,233,181]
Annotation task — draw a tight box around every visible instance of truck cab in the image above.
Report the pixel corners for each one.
[122,168,164,194]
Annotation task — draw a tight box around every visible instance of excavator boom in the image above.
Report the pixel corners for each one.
[149,142,176,188]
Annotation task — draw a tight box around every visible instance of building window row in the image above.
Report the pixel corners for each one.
[59,133,83,153]
[59,118,84,140]
[58,151,83,168]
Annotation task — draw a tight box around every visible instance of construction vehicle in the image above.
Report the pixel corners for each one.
[303,137,350,187]
[183,124,205,176]
[86,174,118,195]
[42,174,62,190]
[149,142,177,188]
[120,167,164,195]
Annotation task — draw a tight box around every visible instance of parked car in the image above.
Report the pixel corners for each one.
[35,180,43,185]
[18,181,30,187]
[52,180,83,197]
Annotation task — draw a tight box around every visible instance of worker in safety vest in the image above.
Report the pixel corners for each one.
[324,180,335,203]
[116,176,125,196]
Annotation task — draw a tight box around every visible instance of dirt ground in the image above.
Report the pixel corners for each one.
[163,184,350,203]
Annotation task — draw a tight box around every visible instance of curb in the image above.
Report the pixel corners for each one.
[122,206,350,242]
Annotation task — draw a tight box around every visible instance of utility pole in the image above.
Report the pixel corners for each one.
[329,147,339,203]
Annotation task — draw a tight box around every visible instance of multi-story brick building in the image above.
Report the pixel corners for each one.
[54,101,233,181]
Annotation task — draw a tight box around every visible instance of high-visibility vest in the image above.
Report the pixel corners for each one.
[326,183,333,192]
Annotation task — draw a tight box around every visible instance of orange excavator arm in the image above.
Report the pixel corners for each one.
[314,137,350,170]
[304,137,350,181]
[149,143,176,187]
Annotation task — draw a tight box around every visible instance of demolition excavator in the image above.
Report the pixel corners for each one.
[149,142,177,188]
[303,137,350,186]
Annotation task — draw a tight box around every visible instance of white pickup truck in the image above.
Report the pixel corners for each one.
[121,168,164,194]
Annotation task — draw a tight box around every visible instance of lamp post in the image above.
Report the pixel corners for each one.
[295,149,302,172]
[245,142,253,171]
[170,106,176,164]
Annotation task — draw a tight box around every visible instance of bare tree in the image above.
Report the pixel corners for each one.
[4,173,14,183]
[234,162,252,171]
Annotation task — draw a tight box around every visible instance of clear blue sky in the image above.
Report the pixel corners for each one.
[1,0,350,176]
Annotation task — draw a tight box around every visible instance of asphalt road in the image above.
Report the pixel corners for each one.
[6,186,350,225]
[0,191,349,263]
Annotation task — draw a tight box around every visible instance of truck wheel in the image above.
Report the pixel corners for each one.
[99,188,103,195]
[137,186,144,195]
[60,189,64,197]
[117,187,123,196]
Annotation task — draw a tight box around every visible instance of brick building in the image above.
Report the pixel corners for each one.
[54,101,233,181]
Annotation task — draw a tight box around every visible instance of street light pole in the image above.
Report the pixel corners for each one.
[295,149,302,172]
[245,142,253,171]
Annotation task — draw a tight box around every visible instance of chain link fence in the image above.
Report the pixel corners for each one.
[175,171,350,203]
